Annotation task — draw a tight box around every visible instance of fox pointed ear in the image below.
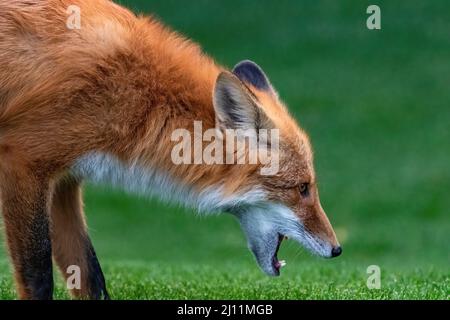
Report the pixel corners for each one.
[213,72,272,130]
[233,60,277,97]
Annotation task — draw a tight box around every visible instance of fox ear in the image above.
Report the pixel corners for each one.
[233,60,277,97]
[213,72,272,130]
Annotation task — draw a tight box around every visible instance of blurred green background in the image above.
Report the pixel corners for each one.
[0,0,449,299]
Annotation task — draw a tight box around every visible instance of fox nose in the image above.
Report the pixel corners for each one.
[331,246,342,257]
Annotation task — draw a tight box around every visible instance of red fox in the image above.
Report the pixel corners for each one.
[0,0,341,300]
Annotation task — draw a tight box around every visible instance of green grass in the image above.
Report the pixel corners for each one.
[0,260,448,299]
[0,0,449,299]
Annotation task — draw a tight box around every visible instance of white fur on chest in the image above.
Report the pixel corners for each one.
[71,152,266,214]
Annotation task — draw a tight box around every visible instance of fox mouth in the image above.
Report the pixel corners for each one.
[271,234,287,276]
[237,204,339,277]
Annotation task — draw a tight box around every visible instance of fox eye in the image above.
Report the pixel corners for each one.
[299,183,309,197]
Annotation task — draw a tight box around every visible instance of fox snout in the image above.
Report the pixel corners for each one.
[331,246,343,257]
[301,202,341,258]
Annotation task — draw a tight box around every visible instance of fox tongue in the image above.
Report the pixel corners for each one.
[274,261,281,269]
[274,260,286,269]
[273,234,286,271]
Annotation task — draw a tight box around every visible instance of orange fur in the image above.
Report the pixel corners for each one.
[0,0,339,299]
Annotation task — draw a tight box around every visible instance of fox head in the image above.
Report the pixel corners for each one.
[211,60,341,276]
